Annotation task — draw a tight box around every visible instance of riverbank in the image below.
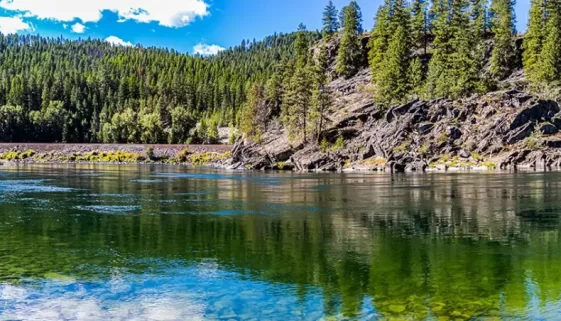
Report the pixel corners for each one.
[0,144,232,167]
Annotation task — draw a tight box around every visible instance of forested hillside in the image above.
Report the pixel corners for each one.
[1,0,559,149]
[0,32,319,144]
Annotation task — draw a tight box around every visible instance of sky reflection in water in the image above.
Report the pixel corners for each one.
[0,165,561,320]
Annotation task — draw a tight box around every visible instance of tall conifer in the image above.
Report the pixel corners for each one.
[336,1,363,78]
[523,0,546,84]
[489,0,517,79]
[322,1,339,38]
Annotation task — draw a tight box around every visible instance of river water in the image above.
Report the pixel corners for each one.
[0,165,560,320]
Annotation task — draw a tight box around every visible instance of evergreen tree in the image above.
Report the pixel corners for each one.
[295,23,310,67]
[336,1,363,78]
[523,0,546,85]
[539,0,561,84]
[409,57,425,98]
[368,2,392,84]
[489,0,517,79]
[322,1,339,38]
[410,0,428,53]
[311,44,332,141]
[240,83,267,141]
[282,25,314,142]
[374,0,413,106]
[427,0,482,98]
[283,66,313,142]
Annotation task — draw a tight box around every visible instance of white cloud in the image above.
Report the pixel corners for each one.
[0,16,31,34]
[193,43,224,56]
[105,36,133,46]
[0,0,209,27]
[71,22,85,33]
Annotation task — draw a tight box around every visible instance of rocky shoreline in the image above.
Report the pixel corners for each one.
[0,144,232,167]
[229,86,561,173]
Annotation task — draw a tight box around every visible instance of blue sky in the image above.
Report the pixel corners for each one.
[0,0,530,54]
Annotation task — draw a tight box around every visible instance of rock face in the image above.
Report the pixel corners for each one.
[230,35,561,173]
[231,84,561,172]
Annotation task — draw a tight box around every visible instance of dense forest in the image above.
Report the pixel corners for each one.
[0,0,558,145]
[0,32,320,143]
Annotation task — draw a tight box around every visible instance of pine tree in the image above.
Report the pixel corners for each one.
[427,0,482,98]
[471,0,488,41]
[523,0,546,85]
[489,0,517,79]
[322,1,339,38]
[409,57,425,98]
[240,84,267,142]
[295,23,310,67]
[410,0,428,53]
[336,1,363,78]
[375,0,413,106]
[311,44,332,141]
[283,66,313,142]
[539,0,561,84]
[282,26,314,143]
[368,2,392,84]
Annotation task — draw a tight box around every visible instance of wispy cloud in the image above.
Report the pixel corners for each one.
[0,0,210,27]
[193,43,224,56]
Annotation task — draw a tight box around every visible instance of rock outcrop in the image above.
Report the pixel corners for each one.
[229,35,561,173]
[231,84,561,172]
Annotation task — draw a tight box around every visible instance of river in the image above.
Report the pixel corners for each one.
[0,164,560,320]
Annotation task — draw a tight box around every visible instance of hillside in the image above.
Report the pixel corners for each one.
[230,33,561,172]
[0,32,319,144]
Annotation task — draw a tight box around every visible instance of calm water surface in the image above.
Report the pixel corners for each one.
[0,165,561,320]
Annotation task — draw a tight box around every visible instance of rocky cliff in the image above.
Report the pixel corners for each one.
[229,37,561,173]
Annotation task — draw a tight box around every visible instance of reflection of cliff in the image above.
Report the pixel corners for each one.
[1,166,561,318]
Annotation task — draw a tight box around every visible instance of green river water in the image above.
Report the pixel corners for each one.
[0,164,560,320]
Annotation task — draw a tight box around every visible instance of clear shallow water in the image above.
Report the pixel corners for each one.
[1,165,561,320]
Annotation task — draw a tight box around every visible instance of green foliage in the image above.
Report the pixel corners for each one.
[375,16,412,106]
[319,134,345,152]
[320,138,330,152]
[418,143,430,155]
[240,83,266,142]
[410,0,428,52]
[0,32,321,144]
[145,147,155,161]
[322,1,339,38]
[310,44,332,142]
[336,1,363,78]
[393,140,411,153]
[427,0,484,98]
[523,0,547,85]
[0,105,25,142]
[437,132,449,143]
[523,128,544,149]
[333,135,345,150]
[368,3,391,85]
[538,0,561,85]
[471,152,484,161]
[489,0,517,79]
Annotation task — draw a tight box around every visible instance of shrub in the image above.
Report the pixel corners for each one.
[320,138,330,153]
[471,153,484,162]
[437,132,448,144]
[523,128,543,150]
[418,144,430,156]
[145,147,155,160]
[393,140,411,153]
[333,135,345,151]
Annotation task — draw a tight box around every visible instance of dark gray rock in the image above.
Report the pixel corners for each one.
[540,123,558,135]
